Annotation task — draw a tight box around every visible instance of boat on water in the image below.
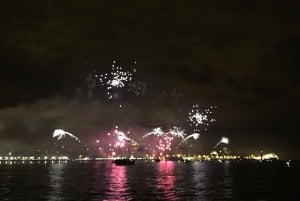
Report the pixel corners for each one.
[155,158,161,162]
[113,158,135,165]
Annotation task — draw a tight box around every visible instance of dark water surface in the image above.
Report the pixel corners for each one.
[0,160,298,201]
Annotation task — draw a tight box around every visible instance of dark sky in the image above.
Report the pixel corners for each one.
[0,1,299,159]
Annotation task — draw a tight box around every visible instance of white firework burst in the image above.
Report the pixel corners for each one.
[94,61,136,99]
[184,133,200,141]
[142,127,165,138]
[219,137,229,144]
[214,137,230,148]
[188,105,217,132]
[168,126,186,140]
[52,129,79,141]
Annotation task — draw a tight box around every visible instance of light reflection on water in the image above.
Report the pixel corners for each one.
[0,160,298,201]
[223,161,233,200]
[156,161,176,200]
[47,162,66,201]
[191,161,208,199]
[106,164,131,200]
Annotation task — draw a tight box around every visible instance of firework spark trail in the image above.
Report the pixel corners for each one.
[214,137,229,148]
[142,127,165,138]
[188,105,217,132]
[176,132,201,148]
[94,61,136,99]
[52,129,79,141]
[184,133,200,141]
[168,126,186,140]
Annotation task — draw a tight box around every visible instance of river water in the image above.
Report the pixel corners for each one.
[0,160,298,200]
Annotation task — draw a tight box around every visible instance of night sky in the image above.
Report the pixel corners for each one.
[0,1,299,159]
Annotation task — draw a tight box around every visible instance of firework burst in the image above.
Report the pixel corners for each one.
[157,135,174,154]
[105,126,137,157]
[94,61,136,99]
[52,129,79,141]
[184,133,200,141]
[141,127,176,156]
[188,105,217,132]
[168,126,186,140]
[142,127,165,138]
[214,137,230,148]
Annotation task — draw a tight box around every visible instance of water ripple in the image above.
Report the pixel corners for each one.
[0,160,298,201]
